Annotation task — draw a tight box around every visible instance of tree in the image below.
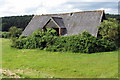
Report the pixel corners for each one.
[2,15,33,31]
[98,18,119,47]
[9,26,23,38]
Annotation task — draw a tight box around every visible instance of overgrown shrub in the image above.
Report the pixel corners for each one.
[98,18,119,47]
[46,31,116,53]
[9,26,23,38]
[0,26,23,39]
[12,29,117,53]
[0,32,11,38]
[12,28,58,49]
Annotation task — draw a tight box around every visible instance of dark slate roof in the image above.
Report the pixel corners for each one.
[42,17,65,29]
[22,10,104,37]
[43,18,58,28]
[51,17,65,28]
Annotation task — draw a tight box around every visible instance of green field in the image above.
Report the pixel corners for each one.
[1,38,118,78]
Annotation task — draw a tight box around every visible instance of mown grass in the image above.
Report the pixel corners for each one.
[1,38,118,78]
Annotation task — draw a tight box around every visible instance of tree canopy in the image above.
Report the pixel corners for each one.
[1,15,33,31]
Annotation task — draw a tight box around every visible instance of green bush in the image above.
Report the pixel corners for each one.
[0,32,11,38]
[12,29,117,53]
[0,26,23,39]
[45,31,116,53]
[9,26,23,38]
[12,28,58,49]
[98,18,119,47]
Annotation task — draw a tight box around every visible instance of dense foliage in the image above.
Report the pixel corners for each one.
[1,15,33,31]
[46,31,116,53]
[98,18,120,47]
[0,26,23,39]
[11,28,116,53]
[11,28,57,49]
[0,32,10,38]
[9,26,23,38]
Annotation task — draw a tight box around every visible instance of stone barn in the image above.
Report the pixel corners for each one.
[22,10,105,37]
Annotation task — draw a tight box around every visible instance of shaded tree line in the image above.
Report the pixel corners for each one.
[1,15,34,31]
[105,14,120,20]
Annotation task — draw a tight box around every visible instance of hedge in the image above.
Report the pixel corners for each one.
[0,32,11,38]
[11,29,117,53]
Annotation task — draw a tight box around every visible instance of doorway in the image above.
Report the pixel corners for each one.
[53,28,59,36]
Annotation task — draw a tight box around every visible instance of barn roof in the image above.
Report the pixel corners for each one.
[22,10,105,37]
[51,17,65,28]
[43,17,66,29]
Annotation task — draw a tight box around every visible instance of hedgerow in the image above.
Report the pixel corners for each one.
[0,32,11,38]
[46,31,116,53]
[0,26,22,39]
[11,28,117,53]
[11,28,57,49]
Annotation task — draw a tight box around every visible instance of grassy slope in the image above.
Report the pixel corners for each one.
[2,38,118,78]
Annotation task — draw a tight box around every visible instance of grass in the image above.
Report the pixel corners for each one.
[1,38,118,78]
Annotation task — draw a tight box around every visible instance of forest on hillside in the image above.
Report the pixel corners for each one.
[1,15,34,31]
[1,14,120,32]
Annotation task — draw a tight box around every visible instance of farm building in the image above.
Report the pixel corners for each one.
[22,10,105,37]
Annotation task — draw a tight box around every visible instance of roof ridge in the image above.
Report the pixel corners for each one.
[52,17,62,19]
[36,10,104,16]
